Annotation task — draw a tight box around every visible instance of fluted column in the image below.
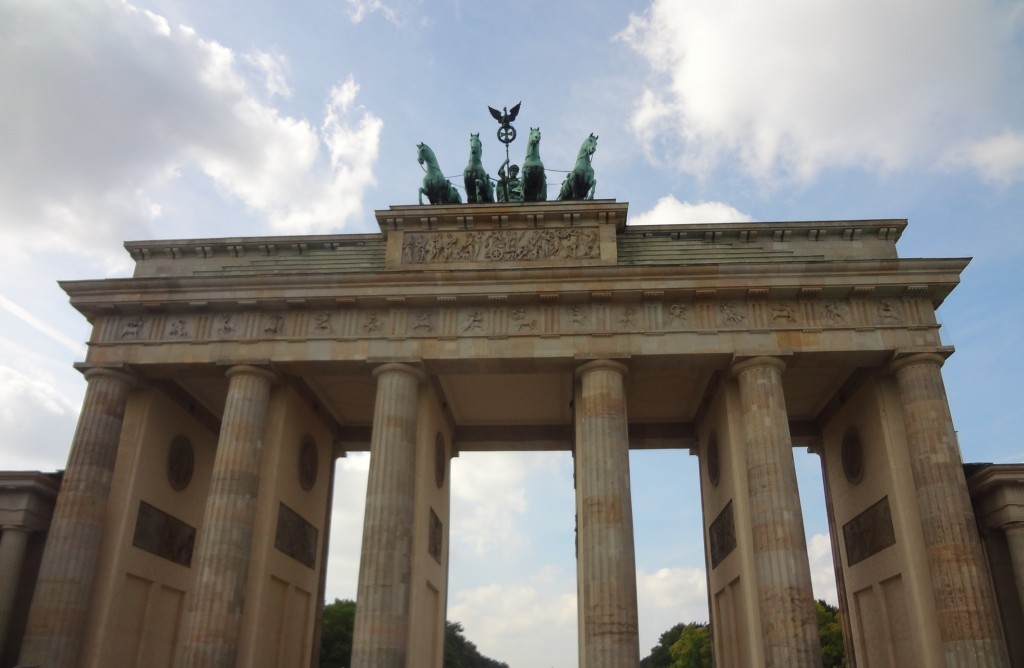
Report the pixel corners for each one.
[1005,524,1024,625]
[351,363,424,668]
[891,353,1007,667]
[0,526,31,653]
[575,360,640,666]
[19,367,135,667]
[176,365,276,668]
[732,356,821,667]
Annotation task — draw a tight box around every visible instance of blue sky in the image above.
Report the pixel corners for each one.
[1,1,1022,665]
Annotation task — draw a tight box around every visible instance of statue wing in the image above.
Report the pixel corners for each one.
[488,106,503,122]
[507,101,521,122]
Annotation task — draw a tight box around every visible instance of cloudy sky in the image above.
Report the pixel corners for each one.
[2,0,1022,665]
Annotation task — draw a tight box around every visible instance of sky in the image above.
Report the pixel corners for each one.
[1,0,1022,665]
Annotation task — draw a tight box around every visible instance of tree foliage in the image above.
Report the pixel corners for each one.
[816,599,845,668]
[443,621,509,668]
[641,601,846,668]
[320,598,356,668]
[318,600,507,668]
[640,622,711,668]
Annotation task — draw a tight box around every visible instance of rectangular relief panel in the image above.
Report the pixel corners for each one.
[132,500,196,567]
[709,500,736,569]
[843,496,896,566]
[274,502,319,569]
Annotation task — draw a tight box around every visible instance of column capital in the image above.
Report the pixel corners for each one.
[372,362,426,383]
[730,354,787,377]
[575,358,628,378]
[0,525,32,535]
[224,364,278,384]
[80,366,138,387]
[889,349,951,375]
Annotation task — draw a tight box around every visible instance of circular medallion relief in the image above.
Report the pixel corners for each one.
[167,435,195,491]
[435,433,447,489]
[299,435,318,491]
[842,429,864,485]
[706,435,721,487]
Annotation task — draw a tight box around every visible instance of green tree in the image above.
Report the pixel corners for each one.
[319,598,356,668]
[640,623,686,668]
[668,623,712,668]
[641,622,711,668]
[816,599,845,667]
[443,620,509,668]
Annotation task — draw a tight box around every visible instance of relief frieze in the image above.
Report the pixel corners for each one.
[401,228,600,265]
[97,296,930,346]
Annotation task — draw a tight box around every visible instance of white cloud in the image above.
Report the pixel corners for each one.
[944,130,1024,185]
[0,0,383,262]
[808,532,839,606]
[629,195,754,226]
[346,0,402,25]
[0,363,81,470]
[449,575,578,667]
[636,566,708,653]
[450,452,531,558]
[324,453,370,600]
[619,0,1024,183]
[243,49,292,99]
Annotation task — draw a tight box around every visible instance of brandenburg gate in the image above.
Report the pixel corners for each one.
[13,200,1012,666]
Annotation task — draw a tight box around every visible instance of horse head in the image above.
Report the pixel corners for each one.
[527,127,541,150]
[469,133,482,159]
[581,133,598,158]
[417,142,433,166]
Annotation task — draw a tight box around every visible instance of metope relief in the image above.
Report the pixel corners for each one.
[411,310,434,333]
[401,228,600,265]
[821,301,847,325]
[876,300,903,324]
[771,302,798,324]
[216,314,236,337]
[167,318,191,339]
[313,311,333,333]
[718,302,746,327]
[511,308,538,332]
[263,313,285,336]
[363,311,385,334]
[120,316,146,340]
[566,305,590,330]
[462,310,485,333]
[667,303,690,326]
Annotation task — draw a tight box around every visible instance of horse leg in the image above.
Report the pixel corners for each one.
[588,177,596,200]
[419,187,426,205]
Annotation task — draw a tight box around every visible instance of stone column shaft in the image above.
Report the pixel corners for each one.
[892,353,1007,667]
[732,356,821,667]
[575,360,640,666]
[0,526,31,653]
[351,363,424,668]
[176,365,276,668]
[1005,525,1024,624]
[19,368,134,667]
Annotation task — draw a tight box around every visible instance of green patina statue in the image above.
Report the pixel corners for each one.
[417,142,462,205]
[521,127,546,202]
[463,133,495,203]
[496,160,523,203]
[558,133,598,201]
